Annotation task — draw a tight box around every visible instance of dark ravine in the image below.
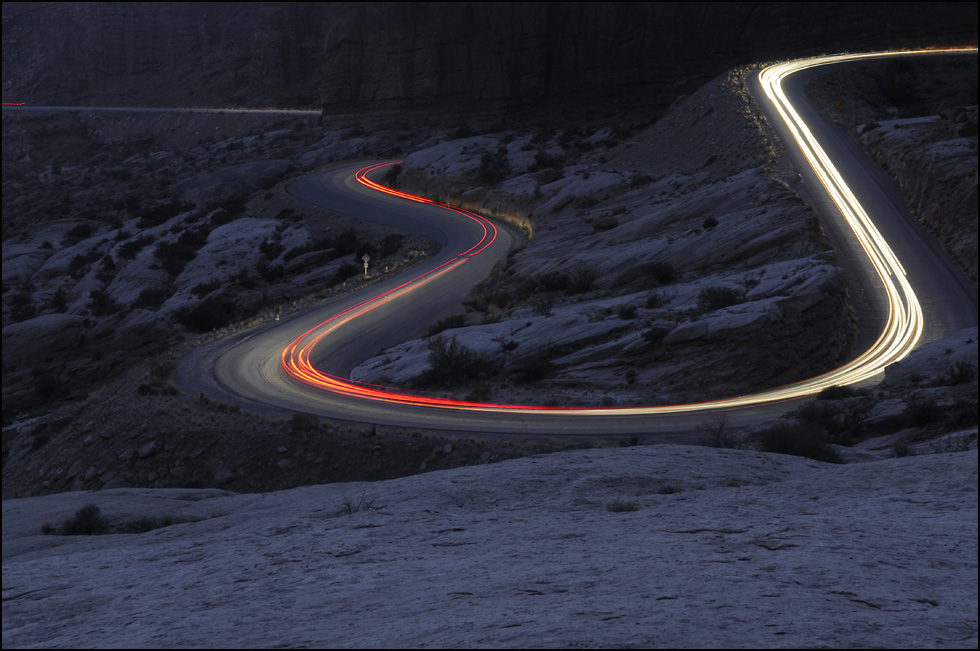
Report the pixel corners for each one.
[2,2,975,112]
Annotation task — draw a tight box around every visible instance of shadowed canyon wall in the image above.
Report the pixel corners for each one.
[2,2,977,112]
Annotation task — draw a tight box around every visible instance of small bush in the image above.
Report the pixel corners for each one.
[517,349,553,383]
[379,233,404,258]
[904,397,942,427]
[645,261,676,285]
[117,235,155,260]
[174,298,237,332]
[817,385,858,400]
[60,504,110,536]
[698,286,745,310]
[150,360,175,381]
[477,146,512,185]
[87,288,121,316]
[290,412,320,432]
[702,216,719,229]
[260,238,285,260]
[416,336,490,387]
[753,423,841,463]
[567,266,598,294]
[191,279,222,298]
[942,360,976,385]
[132,286,175,310]
[382,164,402,188]
[643,326,671,344]
[332,263,359,285]
[699,415,748,449]
[138,199,191,228]
[892,440,914,458]
[606,499,640,512]
[427,314,466,337]
[617,304,637,320]
[645,292,664,309]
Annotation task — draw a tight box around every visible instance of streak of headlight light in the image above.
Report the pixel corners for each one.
[281,49,972,415]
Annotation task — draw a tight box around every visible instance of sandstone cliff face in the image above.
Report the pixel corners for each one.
[860,109,979,289]
[2,2,975,112]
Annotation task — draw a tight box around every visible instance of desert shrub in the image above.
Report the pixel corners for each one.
[87,288,121,316]
[257,259,284,282]
[132,286,175,310]
[817,385,859,400]
[645,261,676,285]
[150,360,175,381]
[941,360,976,385]
[416,335,490,387]
[643,326,671,344]
[567,265,598,294]
[629,172,654,187]
[174,298,237,332]
[218,194,248,218]
[382,164,402,187]
[210,209,235,226]
[797,401,862,445]
[332,228,360,256]
[606,499,640,512]
[9,290,36,322]
[753,423,841,463]
[532,293,556,316]
[427,314,466,337]
[65,223,94,241]
[155,241,198,276]
[117,235,155,260]
[33,366,65,399]
[699,415,749,449]
[138,199,191,228]
[903,397,942,427]
[645,292,664,309]
[379,233,404,258]
[235,270,257,289]
[260,238,285,260]
[332,263,359,284]
[59,504,110,536]
[477,146,512,185]
[702,216,719,229]
[290,412,320,432]
[878,59,922,109]
[49,288,68,313]
[892,440,914,458]
[538,271,570,293]
[191,279,222,298]
[528,150,563,174]
[698,286,745,310]
[69,250,101,278]
[177,225,211,250]
[617,304,638,320]
[116,515,175,534]
[517,348,553,383]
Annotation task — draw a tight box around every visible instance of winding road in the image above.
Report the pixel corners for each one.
[177,49,978,438]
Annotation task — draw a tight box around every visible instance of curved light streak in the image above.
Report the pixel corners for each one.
[282,49,972,416]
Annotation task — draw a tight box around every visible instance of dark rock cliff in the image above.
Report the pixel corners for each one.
[2,2,976,111]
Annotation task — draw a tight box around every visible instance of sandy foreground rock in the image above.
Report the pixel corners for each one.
[3,445,976,648]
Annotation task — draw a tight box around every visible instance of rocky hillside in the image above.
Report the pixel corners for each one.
[2,2,975,112]
[351,69,855,407]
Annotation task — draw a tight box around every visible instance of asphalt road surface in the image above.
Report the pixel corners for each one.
[176,50,978,439]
